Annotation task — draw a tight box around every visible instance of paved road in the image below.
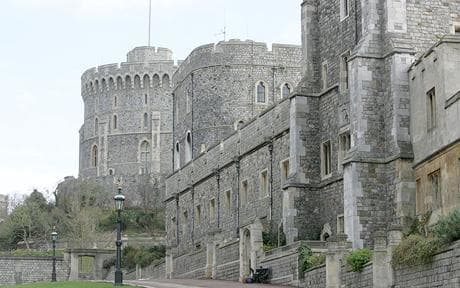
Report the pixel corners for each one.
[126,279,290,288]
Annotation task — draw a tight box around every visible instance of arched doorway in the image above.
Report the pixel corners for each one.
[240,228,252,281]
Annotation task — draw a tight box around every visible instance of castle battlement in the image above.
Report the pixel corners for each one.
[173,39,302,84]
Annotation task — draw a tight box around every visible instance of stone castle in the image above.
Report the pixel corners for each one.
[67,0,460,285]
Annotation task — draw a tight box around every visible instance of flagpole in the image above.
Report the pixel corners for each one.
[148,0,152,46]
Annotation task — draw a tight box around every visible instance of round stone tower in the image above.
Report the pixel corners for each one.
[79,46,176,205]
[172,40,302,169]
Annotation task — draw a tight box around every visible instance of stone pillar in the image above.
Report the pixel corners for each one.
[250,220,264,271]
[373,232,392,288]
[283,186,300,244]
[205,241,217,279]
[325,234,348,288]
[165,250,173,279]
[68,251,79,280]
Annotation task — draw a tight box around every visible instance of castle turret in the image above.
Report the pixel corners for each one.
[79,46,177,205]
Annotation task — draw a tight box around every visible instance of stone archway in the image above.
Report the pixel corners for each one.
[240,228,251,280]
[239,220,263,282]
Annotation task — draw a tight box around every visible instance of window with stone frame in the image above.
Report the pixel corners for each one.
[182,210,188,235]
[340,51,350,92]
[185,132,192,163]
[144,94,148,105]
[321,140,332,178]
[225,190,231,213]
[114,96,117,107]
[338,131,351,172]
[259,169,269,198]
[94,117,98,134]
[427,88,436,131]
[143,113,149,128]
[281,158,290,185]
[195,204,202,224]
[454,24,460,34]
[240,180,249,206]
[340,0,349,20]
[416,178,423,215]
[429,170,441,210]
[282,83,291,98]
[256,82,266,103]
[92,145,98,167]
[337,214,344,234]
[113,114,118,130]
[209,199,216,220]
[175,142,180,170]
[322,62,328,90]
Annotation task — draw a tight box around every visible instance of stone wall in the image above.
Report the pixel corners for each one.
[0,256,69,285]
[304,265,326,288]
[341,263,373,288]
[172,249,206,279]
[215,240,239,281]
[259,242,302,286]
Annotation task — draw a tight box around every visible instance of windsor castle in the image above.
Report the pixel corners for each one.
[55,0,460,286]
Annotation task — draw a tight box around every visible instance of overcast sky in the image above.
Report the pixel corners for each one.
[0,0,301,198]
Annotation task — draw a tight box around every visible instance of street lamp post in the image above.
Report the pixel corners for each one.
[51,229,58,282]
[114,185,125,286]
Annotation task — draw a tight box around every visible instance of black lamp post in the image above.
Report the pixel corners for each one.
[114,186,125,286]
[51,230,58,282]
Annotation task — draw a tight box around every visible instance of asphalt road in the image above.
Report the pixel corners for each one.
[126,279,290,288]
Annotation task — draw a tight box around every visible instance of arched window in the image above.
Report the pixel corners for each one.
[140,140,151,163]
[143,113,149,128]
[282,83,291,98]
[256,82,266,103]
[116,76,123,90]
[92,145,98,167]
[95,80,99,93]
[90,82,94,94]
[152,74,160,87]
[109,77,115,90]
[162,74,170,88]
[125,75,132,89]
[175,142,180,170]
[94,118,98,134]
[108,169,114,176]
[143,74,150,88]
[113,115,117,130]
[185,132,192,163]
[134,75,141,89]
[101,78,107,91]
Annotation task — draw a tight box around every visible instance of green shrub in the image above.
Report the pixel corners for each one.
[102,257,116,269]
[432,209,460,245]
[298,244,312,274]
[308,253,326,268]
[122,245,166,270]
[345,248,372,272]
[391,234,441,267]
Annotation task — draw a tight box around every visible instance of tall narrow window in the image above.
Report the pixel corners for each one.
[92,145,98,167]
[416,179,423,215]
[337,215,345,234]
[321,140,332,177]
[240,180,248,206]
[281,159,290,185]
[429,170,441,210]
[427,88,436,131]
[338,131,351,171]
[143,113,149,128]
[454,24,460,35]
[322,62,328,90]
[113,115,117,130]
[282,83,291,98]
[140,140,151,166]
[225,190,231,213]
[144,94,148,105]
[340,52,350,92]
[340,0,349,20]
[114,96,117,107]
[259,170,269,198]
[175,142,180,170]
[182,210,188,236]
[256,82,266,103]
[94,118,98,134]
[196,205,202,223]
[209,199,216,220]
[185,132,192,163]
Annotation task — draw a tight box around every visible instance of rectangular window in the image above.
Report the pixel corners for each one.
[225,190,231,213]
[337,214,344,234]
[429,170,441,210]
[340,52,350,92]
[259,169,269,198]
[322,62,328,90]
[454,24,460,34]
[338,131,351,172]
[209,199,216,220]
[340,0,349,20]
[182,210,188,234]
[416,179,423,215]
[195,205,201,223]
[240,180,248,206]
[321,140,332,177]
[281,159,290,185]
[427,88,436,131]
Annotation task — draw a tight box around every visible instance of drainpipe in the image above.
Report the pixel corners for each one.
[175,193,179,246]
[268,141,274,221]
[190,73,194,158]
[235,157,241,237]
[215,169,221,229]
[191,187,195,244]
